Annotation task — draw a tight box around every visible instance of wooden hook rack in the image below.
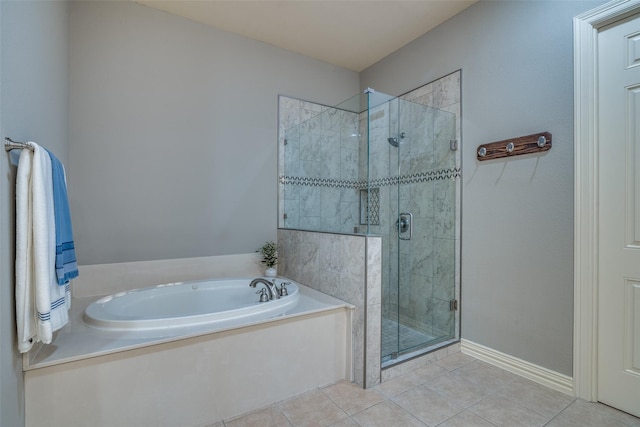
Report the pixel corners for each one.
[477,132,552,161]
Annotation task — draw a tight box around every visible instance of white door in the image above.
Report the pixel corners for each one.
[598,12,640,418]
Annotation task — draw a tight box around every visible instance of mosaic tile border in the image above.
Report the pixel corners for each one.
[279,176,367,189]
[370,167,461,187]
[279,167,461,189]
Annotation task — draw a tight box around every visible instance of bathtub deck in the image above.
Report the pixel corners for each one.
[25,285,354,427]
[24,283,353,370]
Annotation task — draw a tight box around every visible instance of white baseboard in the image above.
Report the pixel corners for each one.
[461,339,574,396]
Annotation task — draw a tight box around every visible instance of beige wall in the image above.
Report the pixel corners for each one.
[0,2,70,425]
[361,0,607,376]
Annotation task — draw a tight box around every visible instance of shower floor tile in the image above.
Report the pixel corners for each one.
[381,317,437,358]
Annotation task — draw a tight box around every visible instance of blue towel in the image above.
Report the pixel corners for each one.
[46,149,79,285]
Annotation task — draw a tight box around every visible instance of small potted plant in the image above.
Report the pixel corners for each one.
[258,241,278,277]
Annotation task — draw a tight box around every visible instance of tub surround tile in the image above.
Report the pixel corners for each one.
[366,236,382,306]
[278,229,382,389]
[352,307,366,387]
[338,237,366,301]
[365,303,382,388]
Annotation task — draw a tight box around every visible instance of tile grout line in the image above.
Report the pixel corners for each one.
[541,399,579,427]
[317,385,351,422]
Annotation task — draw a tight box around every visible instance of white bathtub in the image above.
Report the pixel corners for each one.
[25,280,354,427]
[83,277,299,331]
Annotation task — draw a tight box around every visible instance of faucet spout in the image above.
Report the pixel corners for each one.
[249,278,280,300]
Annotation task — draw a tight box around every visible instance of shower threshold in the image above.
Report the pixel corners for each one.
[381,336,459,369]
[381,318,459,369]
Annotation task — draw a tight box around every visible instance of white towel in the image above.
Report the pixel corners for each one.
[15,142,70,353]
[15,148,36,352]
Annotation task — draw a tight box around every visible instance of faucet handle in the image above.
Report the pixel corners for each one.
[256,288,269,302]
[279,282,290,296]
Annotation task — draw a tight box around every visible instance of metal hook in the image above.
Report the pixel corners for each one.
[506,142,515,153]
[537,135,547,147]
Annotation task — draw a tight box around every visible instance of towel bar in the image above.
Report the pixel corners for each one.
[4,137,34,152]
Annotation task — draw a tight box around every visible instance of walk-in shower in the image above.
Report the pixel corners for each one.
[278,74,461,369]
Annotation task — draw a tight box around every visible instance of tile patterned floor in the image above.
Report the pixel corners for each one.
[211,352,640,427]
[381,318,437,359]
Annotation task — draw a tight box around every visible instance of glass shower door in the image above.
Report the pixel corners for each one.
[382,96,458,364]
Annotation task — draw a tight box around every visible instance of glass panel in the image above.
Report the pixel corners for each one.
[282,94,361,234]
[401,101,456,354]
[381,96,458,364]
[280,85,460,367]
[280,89,397,236]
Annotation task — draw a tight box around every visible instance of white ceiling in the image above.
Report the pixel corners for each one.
[135,1,477,72]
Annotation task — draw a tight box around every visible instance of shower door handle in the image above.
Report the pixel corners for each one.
[396,212,413,240]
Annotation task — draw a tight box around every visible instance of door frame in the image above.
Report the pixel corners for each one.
[574,0,640,401]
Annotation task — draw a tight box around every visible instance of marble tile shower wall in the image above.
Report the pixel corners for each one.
[278,96,360,233]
